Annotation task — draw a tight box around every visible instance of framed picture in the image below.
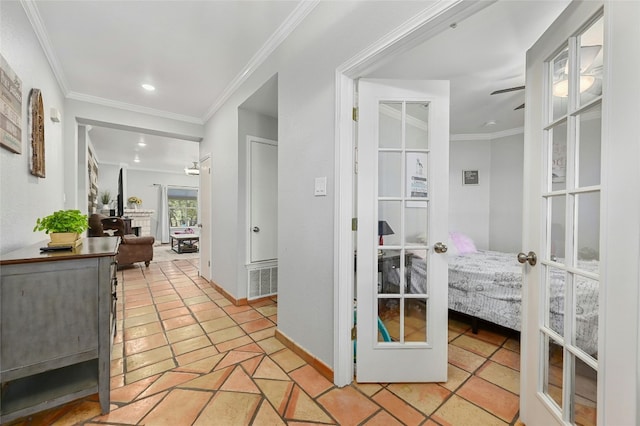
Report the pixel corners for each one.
[462,170,479,185]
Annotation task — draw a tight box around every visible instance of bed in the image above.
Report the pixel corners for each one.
[383,244,600,355]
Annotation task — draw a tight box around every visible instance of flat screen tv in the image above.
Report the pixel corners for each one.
[117,168,124,217]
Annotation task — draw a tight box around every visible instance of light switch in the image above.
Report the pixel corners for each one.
[314,177,327,196]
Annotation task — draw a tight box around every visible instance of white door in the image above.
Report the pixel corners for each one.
[249,137,278,263]
[356,79,449,382]
[521,2,606,424]
[199,156,212,281]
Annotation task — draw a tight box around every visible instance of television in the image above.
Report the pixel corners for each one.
[117,168,124,217]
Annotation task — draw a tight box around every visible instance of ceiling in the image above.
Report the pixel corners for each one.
[28,0,570,171]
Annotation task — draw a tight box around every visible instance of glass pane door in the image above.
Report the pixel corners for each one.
[540,15,603,425]
[377,101,430,344]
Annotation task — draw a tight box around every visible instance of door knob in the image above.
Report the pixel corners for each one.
[434,242,448,253]
[252,226,260,233]
[517,251,537,266]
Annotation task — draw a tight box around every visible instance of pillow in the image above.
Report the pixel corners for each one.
[449,231,477,255]
[446,235,459,256]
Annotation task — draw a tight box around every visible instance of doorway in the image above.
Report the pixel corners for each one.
[239,74,279,301]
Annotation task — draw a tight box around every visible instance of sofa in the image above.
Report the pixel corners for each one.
[88,214,155,267]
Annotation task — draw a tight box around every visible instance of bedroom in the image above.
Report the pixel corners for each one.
[348,0,603,409]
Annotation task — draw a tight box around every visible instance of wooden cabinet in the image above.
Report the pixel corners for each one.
[0,237,118,423]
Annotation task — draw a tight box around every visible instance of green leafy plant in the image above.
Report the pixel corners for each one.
[99,190,111,205]
[33,209,89,234]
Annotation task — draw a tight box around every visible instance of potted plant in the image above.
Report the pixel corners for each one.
[33,209,89,246]
[99,190,111,208]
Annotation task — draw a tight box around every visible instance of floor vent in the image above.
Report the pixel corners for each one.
[248,264,277,300]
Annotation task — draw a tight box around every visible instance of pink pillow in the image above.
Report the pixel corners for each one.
[449,232,477,254]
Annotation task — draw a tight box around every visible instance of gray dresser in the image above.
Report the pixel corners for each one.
[0,237,119,423]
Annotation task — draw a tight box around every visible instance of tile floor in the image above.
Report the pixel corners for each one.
[8,258,524,426]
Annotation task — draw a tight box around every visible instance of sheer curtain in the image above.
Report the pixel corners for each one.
[157,185,170,243]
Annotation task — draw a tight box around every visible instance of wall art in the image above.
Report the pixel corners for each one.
[0,54,23,154]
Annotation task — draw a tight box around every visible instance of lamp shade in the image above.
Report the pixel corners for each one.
[378,221,394,236]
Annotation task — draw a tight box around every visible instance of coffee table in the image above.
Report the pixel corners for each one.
[170,233,199,253]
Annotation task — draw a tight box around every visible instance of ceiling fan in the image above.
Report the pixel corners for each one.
[490,85,525,110]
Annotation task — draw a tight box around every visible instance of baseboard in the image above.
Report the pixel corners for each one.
[274,329,334,383]
[209,280,248,306]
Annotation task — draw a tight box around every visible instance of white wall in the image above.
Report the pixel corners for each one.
[489,133,524,253]
[448,134,524,253]
[237,108,278,299]
[0,2,66,254]
[201,1,430,367]
[449,139,491,249]
[96,162,120,210]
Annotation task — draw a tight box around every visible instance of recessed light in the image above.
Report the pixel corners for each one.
[484,120,497,127]
[138,142,146,147]
[141,83,155,92]
[134,155,140,163]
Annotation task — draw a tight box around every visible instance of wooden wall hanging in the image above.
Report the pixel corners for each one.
[29,88,45,177]
[0,54,23,154]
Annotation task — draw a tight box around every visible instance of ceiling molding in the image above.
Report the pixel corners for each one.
[98,160,194,175]
[450,126,524,141]
[203,0,320,121]
[21,0,70,94]
[68,92,204,125]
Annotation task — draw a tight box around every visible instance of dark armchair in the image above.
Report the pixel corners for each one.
[89,214,155,267]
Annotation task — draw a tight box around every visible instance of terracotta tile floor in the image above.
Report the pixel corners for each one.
[8,258,523,425]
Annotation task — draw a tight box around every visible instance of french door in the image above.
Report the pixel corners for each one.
[356,79,449,382]
[522,1,610,424]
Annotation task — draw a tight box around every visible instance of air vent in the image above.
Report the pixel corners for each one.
[248,264,278,300]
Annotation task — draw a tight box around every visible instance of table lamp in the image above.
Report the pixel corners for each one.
[378,220,394,245]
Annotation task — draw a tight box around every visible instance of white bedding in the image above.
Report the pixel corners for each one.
[386,250,599,355]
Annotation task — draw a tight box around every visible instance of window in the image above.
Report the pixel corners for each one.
[168,188,198,230]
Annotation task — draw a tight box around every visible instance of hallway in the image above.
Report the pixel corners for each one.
[9,258,522,425]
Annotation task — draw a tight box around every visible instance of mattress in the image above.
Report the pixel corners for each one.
[385,249,599,355]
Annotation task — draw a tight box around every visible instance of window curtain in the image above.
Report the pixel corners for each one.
[157,185,170,243]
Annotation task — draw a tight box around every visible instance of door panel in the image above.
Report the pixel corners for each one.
[250,137,278,262]
[356,79,449,382]
[522,2,603,424]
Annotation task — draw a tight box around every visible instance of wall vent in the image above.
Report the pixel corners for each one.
[248,264,277,300]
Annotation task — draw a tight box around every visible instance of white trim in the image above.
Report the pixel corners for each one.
[245,259,278,270]
[68,92,204,125]
[203,0,320,121]
[333,71,355,387]
[338,1,495,77]
[333,0,493,387]
[450,126,524,141]
[21,0,70,95]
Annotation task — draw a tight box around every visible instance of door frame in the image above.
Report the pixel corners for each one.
[199,153,212,281]
[332,0,494,386]
[245,135,278,265]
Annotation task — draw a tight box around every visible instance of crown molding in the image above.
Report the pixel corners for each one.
[450,126,524,141]
[67,92,204,125]
[203,0,320,121]
[98,160,193,175]
[21,0,70,94]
